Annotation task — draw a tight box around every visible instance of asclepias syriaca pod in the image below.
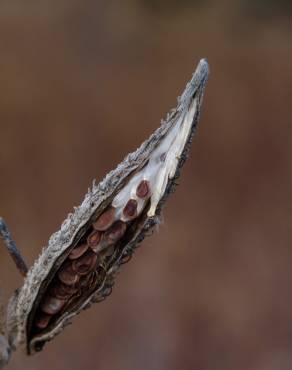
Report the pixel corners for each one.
[0,59,209,360]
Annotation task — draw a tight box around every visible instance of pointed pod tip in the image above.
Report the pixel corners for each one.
[194,58,210,85]
[179,58,209,109]
[199,58,209,71]
[198,59,209,81]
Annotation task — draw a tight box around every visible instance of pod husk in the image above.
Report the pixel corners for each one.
[7,59,209,354]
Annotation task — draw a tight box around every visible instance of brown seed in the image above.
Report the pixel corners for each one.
[35,312,52,330]
[90,243,101,253]
[68,243,89,260]
[72,249,98,276]
[58,262,79,285]
[41,295,66,315]
[80,271,96,288]
[50,281,79,299]
[123,199,138,219]
[93,206,116,231]
[90,233,108,253]
[87,230,101,248]
[105,221,127,244]
[136,180,150,198]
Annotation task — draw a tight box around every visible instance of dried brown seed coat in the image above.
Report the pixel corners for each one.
[58,262,79,285]
[87,230,101,247]
[123,199,138,219]
[68,243,89,260]
[136,180,150,198]
[41,296,66,315]
[93,206,116,231]
[35,312,52,329]
[80,271,96,288]
[105,221,127,244]
[72,250,98,276]
[50,281,79,299]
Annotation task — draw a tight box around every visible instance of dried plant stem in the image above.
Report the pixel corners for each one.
[0,218,28,277]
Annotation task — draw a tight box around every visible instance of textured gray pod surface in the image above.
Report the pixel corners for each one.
[6,59,209,355]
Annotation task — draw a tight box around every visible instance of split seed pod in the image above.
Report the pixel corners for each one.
[6,59,209,355]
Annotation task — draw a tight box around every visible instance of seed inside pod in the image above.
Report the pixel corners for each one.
[93,206,116,231]
[80,271,96,288]
[22,60,209,354]
[35,312,52,329]
[123,199,138,219]
[68,243,89,260]
[41,296,66,315]
[58,262,79,286]
[136,180,150,199]
[104,221,127,244]
[72,249,98,276]
[87,230,101,248]
[50,281,79,299]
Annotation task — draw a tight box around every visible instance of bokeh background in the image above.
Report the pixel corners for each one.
[0,1,292,369]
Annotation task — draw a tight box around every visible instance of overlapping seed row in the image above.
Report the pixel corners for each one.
[34,180,151,330]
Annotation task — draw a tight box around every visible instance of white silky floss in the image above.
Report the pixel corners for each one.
[112,97,198,218]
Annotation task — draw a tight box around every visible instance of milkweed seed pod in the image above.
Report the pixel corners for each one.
[7,59,209,355]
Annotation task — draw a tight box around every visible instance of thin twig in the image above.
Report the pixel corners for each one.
[0,218,28,277]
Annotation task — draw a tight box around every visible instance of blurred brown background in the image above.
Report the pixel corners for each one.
[0,1,292,369]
